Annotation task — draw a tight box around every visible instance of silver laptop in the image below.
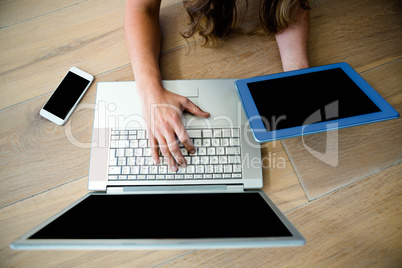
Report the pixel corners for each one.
[11,79,305,249]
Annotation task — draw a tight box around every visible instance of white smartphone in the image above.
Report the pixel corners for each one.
[40,67,94,125]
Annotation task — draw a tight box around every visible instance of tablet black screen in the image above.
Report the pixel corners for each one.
[247,68,380,131]
[29,193,292,239]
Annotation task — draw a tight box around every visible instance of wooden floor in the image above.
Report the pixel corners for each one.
[0,0,401,267]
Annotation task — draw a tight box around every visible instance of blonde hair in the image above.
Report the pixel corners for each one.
[182,0,310,44]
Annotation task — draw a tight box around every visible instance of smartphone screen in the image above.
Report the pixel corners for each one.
[43,71,91,120]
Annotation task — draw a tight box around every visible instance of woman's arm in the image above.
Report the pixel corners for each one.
[125,0,209,171]
[125,0,162,91]
[275,6,310,72]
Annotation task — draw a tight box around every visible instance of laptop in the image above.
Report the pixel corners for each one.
[11,79,305,249]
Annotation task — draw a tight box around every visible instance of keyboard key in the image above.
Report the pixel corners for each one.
[109,158,117,166]
[147,175,156,180]
[110,140,117,148]
[205,165,214,173]
[221,138,229,146]
[145,157,154,165]
[187,129,202,138]
[219,156,228,164]
[192,156,200,165]
[214,165,223,173]
[217,147,225,155]
[201,156,209,165]
[159,166,168,174]
[139,140,148,148]
[149,165,158,174]
[226,147,240,155]
[137,130,146,139]
[137,175,146,180]
[232,128,240,137]
[229,155,241,164]
[109,166,121,175]
[230,138,240,146]
[178,167,186,174]
[222,129,231,137]
[136,157,145,165]
[140,166,149,174]
[117,140,129,148]
[202,139,211,146]
[212,139,220,146]
[143,148,151,156]
[213,129,222,137]
[134,149,142,156]
[116,149,125,157]
[130,140,139,148]
[131,166,140,174]
[207,147,216,155]
[233,165,242,173]
[224,165,232,173]
[196,165,205,173]
[122,166,130,174]
[210,156,219,164]
[187,165,195,173]
[194,139,202,146]
[198,147,207,155]
[203,129,213,138]
[180,148,188,156]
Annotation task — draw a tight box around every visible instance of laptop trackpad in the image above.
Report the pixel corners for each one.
[166,87,199,98]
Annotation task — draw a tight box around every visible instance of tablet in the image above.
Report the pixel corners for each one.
[235,62,399,143]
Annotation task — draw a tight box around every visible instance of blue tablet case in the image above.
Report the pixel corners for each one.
[235,62,399,143]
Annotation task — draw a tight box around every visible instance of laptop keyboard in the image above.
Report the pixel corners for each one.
[108,128,242,181]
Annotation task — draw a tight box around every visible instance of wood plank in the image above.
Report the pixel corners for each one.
[0,0,84,29]
[0,0,184,110]
[0,177,192,267]
[261,142,308,212]
[308,0,402,71]
[0,0,181,32]
[155,163,402,267]
[160,31,283,80]
[282,59,402,200]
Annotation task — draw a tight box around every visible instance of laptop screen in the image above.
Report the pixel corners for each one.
[247,68,381,132]
[29,193,292,239]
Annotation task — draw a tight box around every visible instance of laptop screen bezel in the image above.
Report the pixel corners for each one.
[10,191,305,250]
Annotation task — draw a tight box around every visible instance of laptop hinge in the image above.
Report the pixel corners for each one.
[106,184,244,194]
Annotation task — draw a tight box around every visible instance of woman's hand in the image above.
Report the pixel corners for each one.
[141,86,210,171]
